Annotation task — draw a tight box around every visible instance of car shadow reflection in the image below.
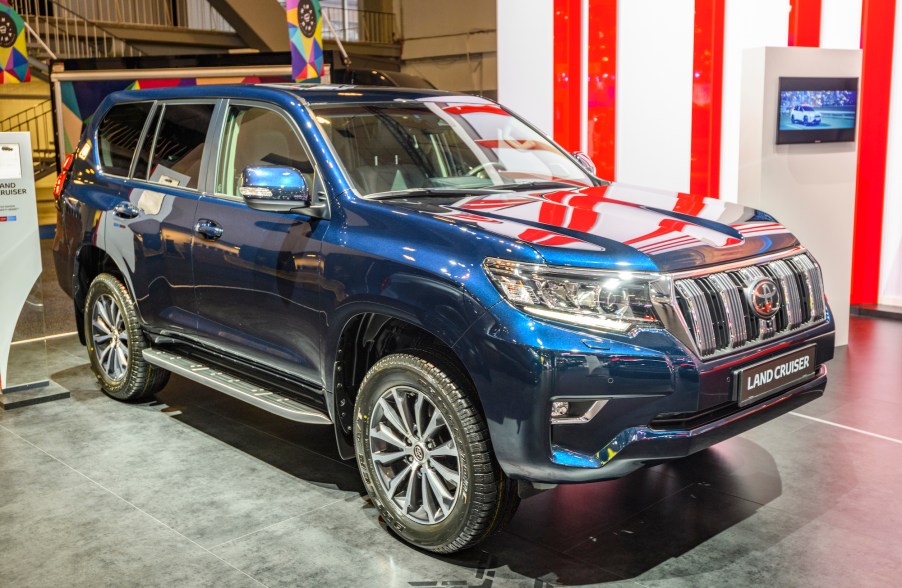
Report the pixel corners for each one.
[154,374,786,585]
[439,439,786,584]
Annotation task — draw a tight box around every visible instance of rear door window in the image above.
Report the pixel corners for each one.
[97,102,152,177]
[145,103,215,190]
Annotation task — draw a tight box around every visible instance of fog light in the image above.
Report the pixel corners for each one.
[550,400,609,425]
[551,401,570,418]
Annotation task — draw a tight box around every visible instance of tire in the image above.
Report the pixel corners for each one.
[84,273,169,401]
[354,350,520,553]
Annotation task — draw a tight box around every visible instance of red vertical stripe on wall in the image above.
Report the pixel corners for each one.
[554,0,582,153]
[690,0,725,198]
[788,0,822,47]
[586,0,617,180]
[851,0,896,305]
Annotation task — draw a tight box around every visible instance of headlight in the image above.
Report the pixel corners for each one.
[483,258,662,333]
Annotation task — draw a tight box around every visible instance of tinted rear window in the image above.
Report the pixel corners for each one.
[97,102,152,177]
[146,103,215,190]
[133,105,162,181]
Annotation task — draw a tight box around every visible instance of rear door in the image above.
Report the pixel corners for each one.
[107,99,217,334]
[190,100,329,386]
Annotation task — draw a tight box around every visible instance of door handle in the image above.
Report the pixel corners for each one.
[194,219,224,240]
[113,202,140,219]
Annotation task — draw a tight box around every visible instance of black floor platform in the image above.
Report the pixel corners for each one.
[2,317,901,586]
[3,239,902,586]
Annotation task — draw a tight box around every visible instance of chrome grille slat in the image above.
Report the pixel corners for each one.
[674,279,717,356]
[707,273,747,346]
[673,253,827,359]
[766,259,804,329]
[789,255,826,320]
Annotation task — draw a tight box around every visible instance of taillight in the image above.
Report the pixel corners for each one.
[53,152,75,202]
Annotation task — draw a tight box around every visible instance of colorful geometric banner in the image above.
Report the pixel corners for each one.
[0,3,30,84]
[286,0,324,82]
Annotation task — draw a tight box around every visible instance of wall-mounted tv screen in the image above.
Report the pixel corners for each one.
[777,77,859,145]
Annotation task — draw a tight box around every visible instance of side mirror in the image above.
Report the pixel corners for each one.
[239,166,311,212]
[572,151,597,176]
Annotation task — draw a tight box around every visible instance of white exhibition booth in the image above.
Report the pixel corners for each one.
[0,131,57,409]
[738,47,861,346]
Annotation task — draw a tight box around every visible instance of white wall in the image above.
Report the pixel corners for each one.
[881,2,902,306]
[737,47,861,346]
[821,0,863,49]
[721,0,791,202]
[614,0,694,192]
[496,0,554,135]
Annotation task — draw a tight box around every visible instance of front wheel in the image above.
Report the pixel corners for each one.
[85,273,169,401]
[354,351,519,553]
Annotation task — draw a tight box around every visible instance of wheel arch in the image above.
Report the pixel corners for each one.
[329,309,482,460]
[72,244,131,344]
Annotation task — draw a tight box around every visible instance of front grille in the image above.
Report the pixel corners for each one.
[673,253,826,358]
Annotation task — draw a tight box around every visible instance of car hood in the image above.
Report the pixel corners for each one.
[385,183,799,272]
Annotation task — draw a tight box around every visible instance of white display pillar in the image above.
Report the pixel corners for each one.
[496,0,554,136]
[0,132,67,409]
[737,47,861,347]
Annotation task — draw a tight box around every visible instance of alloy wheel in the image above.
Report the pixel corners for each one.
[91,293,129,381]
[368,385,461,525]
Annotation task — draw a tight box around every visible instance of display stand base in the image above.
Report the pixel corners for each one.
[0,380,70,410]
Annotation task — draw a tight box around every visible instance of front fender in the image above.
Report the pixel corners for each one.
[322,275,491,392]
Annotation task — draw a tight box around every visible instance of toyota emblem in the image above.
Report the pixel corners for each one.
[746,277,781,319]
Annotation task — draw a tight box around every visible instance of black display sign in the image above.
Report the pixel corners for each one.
[297,0,318,38]
[735,345,817,407]
[0,12,18,48]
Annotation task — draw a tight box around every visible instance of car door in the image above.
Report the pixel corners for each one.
[104,100,216,335]
[191,100,329,386]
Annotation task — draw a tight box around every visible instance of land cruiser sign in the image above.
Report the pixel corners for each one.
[0,132,40,391]
[735,345,817,407]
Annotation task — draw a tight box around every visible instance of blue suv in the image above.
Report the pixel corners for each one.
[54,85,834,553]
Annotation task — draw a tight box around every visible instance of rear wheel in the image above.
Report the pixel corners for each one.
[84,273,169,401]
[354,351,519,553]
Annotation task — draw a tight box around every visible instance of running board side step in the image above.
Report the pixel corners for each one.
[142,348,332,425]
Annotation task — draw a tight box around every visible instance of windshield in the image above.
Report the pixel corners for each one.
[310,101,595,196]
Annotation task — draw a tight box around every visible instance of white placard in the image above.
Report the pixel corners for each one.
[0,132,41,391]
[0,144,23,180]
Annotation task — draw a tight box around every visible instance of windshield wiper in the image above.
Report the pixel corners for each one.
[488,180,582,192]
[367,188,504,200]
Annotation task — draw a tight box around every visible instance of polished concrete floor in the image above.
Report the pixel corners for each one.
[2,317,902,587]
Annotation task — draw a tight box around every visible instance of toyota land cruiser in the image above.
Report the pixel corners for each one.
[54,85,834,553]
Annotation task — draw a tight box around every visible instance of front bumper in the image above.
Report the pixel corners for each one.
[453,297,834,484]
[548,364,826,482]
